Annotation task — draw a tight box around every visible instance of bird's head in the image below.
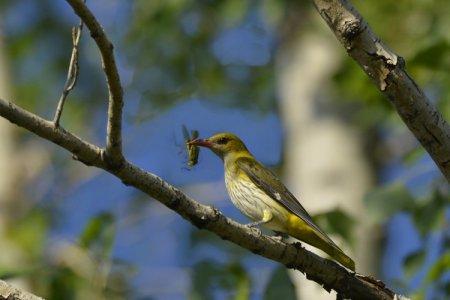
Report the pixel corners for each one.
[189,132,249,160]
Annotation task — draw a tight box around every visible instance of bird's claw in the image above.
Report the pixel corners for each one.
[272,231,288,242]
[246,221,261,228]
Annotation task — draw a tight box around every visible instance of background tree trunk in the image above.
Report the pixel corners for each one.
[276,21,378,299]
[0,25,28,290]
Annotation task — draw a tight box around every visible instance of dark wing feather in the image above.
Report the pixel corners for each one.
[236,157,338,248]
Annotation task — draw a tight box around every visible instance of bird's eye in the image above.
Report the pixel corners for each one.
[217,137,229,145]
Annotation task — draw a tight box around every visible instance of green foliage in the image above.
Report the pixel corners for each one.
[48,267,79,300]
[190,260,250,300]
[263,266,296,300]
[411,190,447,236]
[313,208,356,246]
[364,182,449,296]
[79,212,116,260]
[412,250,450,300]
[402,146,425,166]
[3,0,108,135]
[363,183,415,224]
[333,0,450,126]
[426,251,450,283]
[9,209,50,260]
[410,39,450,71]
[0,266,37,280]
[44,212,130,299]
[403,248,426,278]
[126,0,278,118]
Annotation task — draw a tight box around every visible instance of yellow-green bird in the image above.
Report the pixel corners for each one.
[190,132,355,271]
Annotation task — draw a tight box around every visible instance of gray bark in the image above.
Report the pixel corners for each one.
[0,280,43,300]
[312,0,450,182]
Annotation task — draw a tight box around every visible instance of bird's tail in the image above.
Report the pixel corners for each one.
[306,233,355,271]
[288,221,355,271]
[329,246,355,271]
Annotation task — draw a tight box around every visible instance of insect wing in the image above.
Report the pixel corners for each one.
[182,125,190,141]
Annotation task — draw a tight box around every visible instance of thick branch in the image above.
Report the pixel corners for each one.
[65,0,124,166]
[0,98,399,300]
[312,0,450,182]
[0,280,43,300]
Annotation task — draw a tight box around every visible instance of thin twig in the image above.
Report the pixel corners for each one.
[53,19,83,127]
[66,0,124,166]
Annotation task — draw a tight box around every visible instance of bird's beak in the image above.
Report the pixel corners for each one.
[188,138,213,148]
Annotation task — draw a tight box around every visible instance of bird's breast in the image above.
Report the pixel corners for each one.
[224,170,288,231]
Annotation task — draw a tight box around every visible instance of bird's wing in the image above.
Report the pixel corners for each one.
[236,156,339,248]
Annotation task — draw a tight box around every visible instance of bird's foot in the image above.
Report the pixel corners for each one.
[246,221,263,228]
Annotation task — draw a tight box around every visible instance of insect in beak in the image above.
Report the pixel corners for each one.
[182,125,201,167]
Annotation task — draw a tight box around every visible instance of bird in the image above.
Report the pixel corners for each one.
[189,132,355,271]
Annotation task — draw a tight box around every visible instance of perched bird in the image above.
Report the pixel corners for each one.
[189,132,355,271]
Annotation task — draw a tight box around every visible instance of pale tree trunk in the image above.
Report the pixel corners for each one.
[276,21,378,299]
[0,25,28,289]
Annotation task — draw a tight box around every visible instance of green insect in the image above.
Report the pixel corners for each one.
[182,125,200,168]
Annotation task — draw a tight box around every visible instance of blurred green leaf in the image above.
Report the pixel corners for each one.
[313,208,356,246]
[224,263,250,300]
[363,183,415,223]
[402,146,425,165]
[218,0,248,27]
[263,266,296,300]
[410,39,450,71]
[79,212,116,260]
[190,260,251,300]
[426,251,450,282]
[190,260,218,300]
[10,209,49,259]
[411,191,447,236]
[403,248,426,278]
[0,266,37,280]
[49,267,79,300]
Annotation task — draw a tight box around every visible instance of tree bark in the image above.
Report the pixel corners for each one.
[0,280,43,300]
[312,0,450,182]
[66,0,124,165]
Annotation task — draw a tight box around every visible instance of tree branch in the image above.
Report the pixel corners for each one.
[312,0,450,182]
[0,1,416,298]
[0,280,43,300]
[53,11,83,127]
[65,0,124,166]
[0,97,401,299]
